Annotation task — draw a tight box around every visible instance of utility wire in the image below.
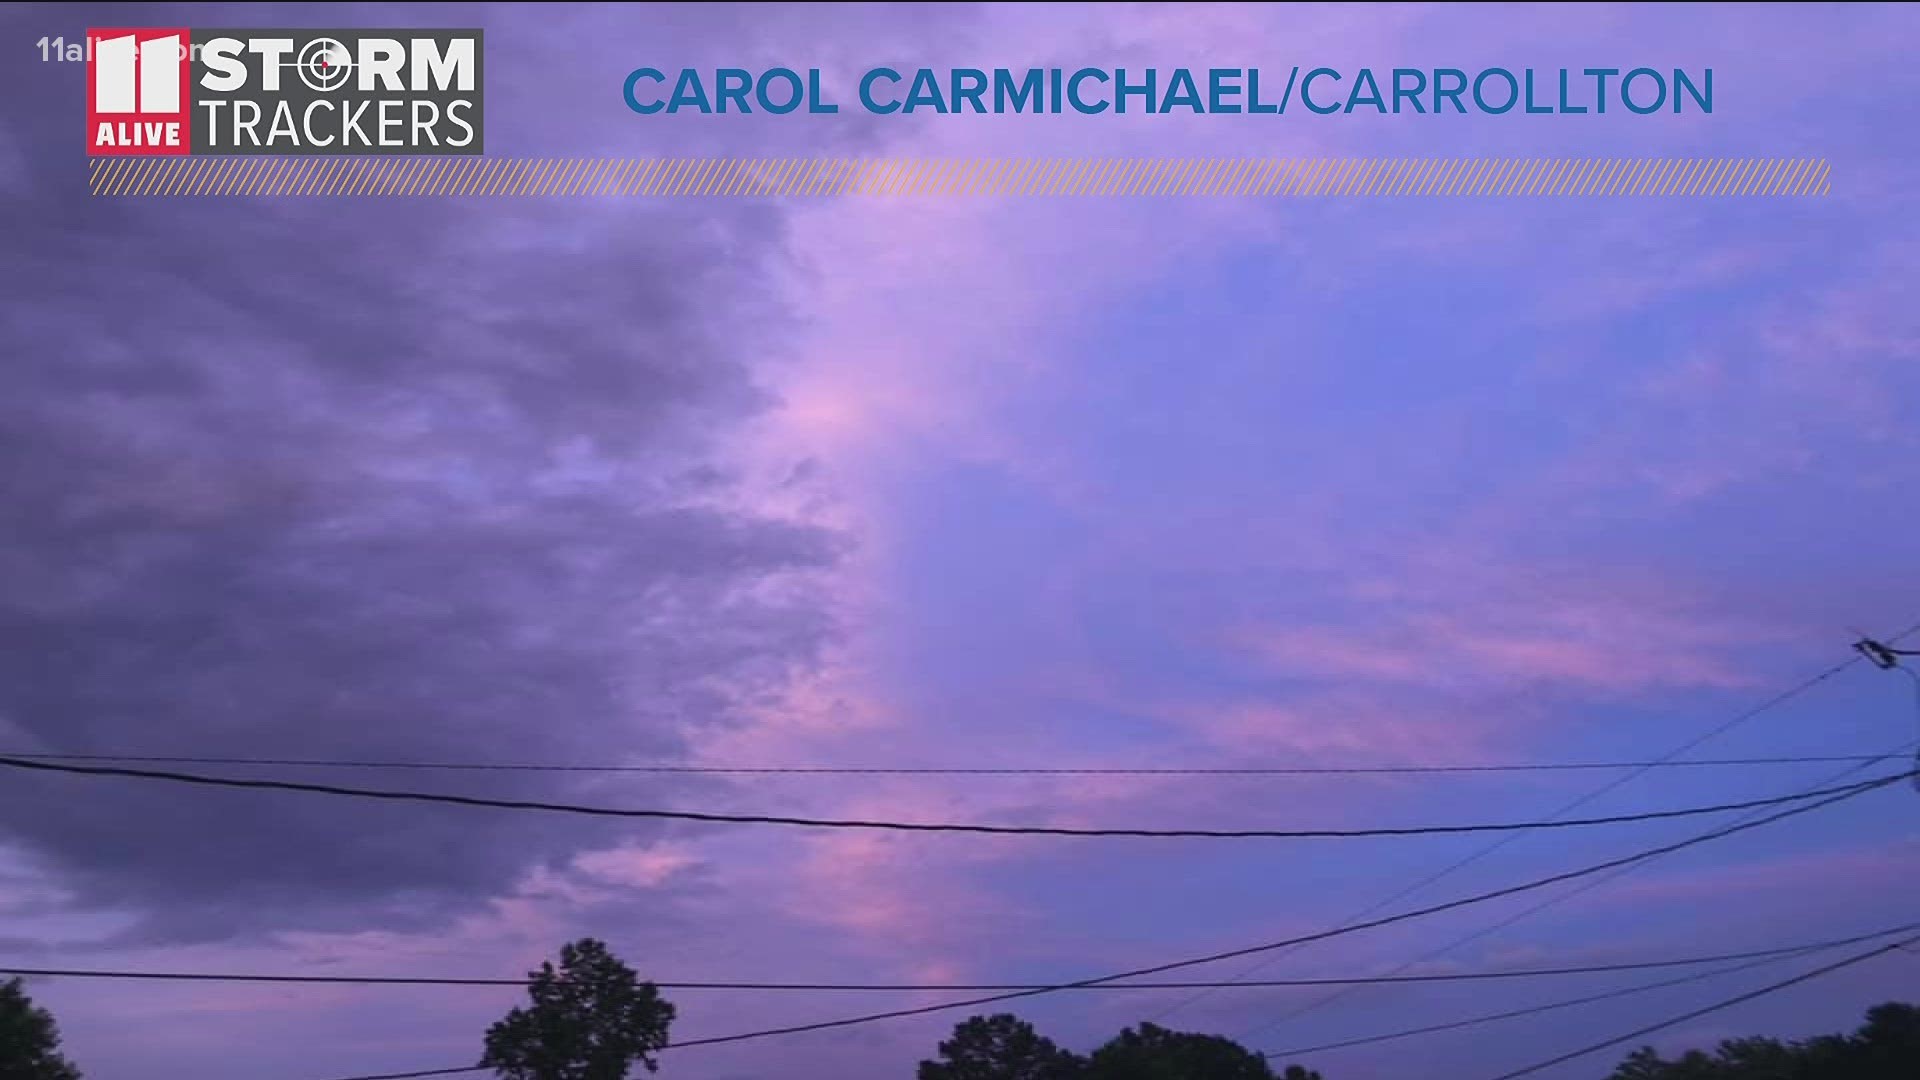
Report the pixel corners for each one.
[1261,921,1919,1058]
[0,756,1888,841]
[1484,930,1920,1079]
[647,775,1909,1047]
[1189,624,1920,1034]
[0,751,1888,777]
[311,1060,480,1068]
[1897,666,1920,790]
[1233,741,1918,1044]
[8,927,1890,991]
[300,771,1909,1080]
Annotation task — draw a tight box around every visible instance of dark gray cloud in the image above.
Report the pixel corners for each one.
[0,4,842,944]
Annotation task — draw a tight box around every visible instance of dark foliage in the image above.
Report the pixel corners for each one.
[1607,1002,1920,1079]
[1084,1022,1277,1080]
[918,1014,1083,1080]
[0,979,82,1080]
[481,939,675,1080]
[919,1015,1323,1080]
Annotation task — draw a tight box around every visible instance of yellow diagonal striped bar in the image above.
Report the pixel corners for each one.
[87,156,1833,197]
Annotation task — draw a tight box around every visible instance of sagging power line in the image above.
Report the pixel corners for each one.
[10,924,1897,992]
[1202,623,1920,1038]
[1233,741,1920,1045]
[0,755,1897,840]
[300,770,1910,1080]
[0,750,1889,777]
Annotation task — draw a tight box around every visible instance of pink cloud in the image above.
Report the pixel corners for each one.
[775,787,1033,965]
[571,843,701,890]
[1233,570,1769,697]
[1182,694,1511,763]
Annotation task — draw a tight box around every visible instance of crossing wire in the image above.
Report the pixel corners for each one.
[1171,623,1920,1032]
[299,771,1909,1080]
[1484,931,1920,1079]
[1261,921,1919,1058]
[1236,740,1919,1045]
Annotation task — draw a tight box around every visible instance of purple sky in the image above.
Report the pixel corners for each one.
[3,3,1919,1079]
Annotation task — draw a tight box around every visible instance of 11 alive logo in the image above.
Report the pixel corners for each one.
[86,28,484,155]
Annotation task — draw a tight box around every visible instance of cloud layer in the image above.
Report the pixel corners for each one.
[3,4,1919,1080]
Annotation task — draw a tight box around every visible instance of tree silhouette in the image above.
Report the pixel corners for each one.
[1605,1002,1920,1079]
[0,978,82,1080]
[1854,1003,1920,1078]
[918,1014,1084,1079]
[918,1015,1315,1080]
[480,939,675,1080]
[1084,1022,1276,1079]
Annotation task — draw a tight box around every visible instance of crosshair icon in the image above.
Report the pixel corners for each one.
[296,38,353,92]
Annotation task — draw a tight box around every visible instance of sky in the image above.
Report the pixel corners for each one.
[2,3,1918,1079]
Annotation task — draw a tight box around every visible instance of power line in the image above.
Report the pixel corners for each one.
[1484,930,1920,1079]
[1159,647,1874,1025]
[1261,921,1919,1058]
[0,756,1890,840]
[1232,742,1919,1044]
[0,750,1889,777]
[1195,625,1920,1035]
[7,927,1889,991]
[1273,954,1792,1059]
[300,771,1908,1080]
[314,1060,480,1068]
[618,774,1913,1046]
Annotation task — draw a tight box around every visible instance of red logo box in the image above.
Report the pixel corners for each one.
[87,28,192,155]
